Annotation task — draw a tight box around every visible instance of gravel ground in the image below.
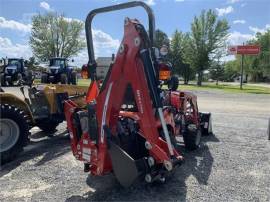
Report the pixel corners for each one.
[0,87,270,202]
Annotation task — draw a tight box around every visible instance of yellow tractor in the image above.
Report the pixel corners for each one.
[0,84,88,164]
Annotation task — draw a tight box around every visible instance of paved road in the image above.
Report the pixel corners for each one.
[0,87,270,201]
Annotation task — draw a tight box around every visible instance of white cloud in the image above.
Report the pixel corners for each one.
[0,37,32,59]
[228,31,254,45]
[221,55,235,62]
[175,0,185,2]
[92,29,120,54]
[233,20,246,24]
[0,17,31,33]
[215,6,234,16]
[144,0,155,6]
[69,29,120,67]
[0,14,120,67]
[40,1,52,11]
[240,3,246,7]
[227,0,241,4]
[249,24,270,34]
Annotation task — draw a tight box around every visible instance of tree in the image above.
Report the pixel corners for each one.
[26,56,37,71]
[30,13,85,61]
[170,30,183,74]
[241,31,270,82]
[189,9,229,85]
[223,60,239,82]
[154,29,170,49]
[210,60,225,85]
[170,30,194,84]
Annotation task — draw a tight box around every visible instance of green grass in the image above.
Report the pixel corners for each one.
[34,79,270,94]
[77,79,91,86]
[34,78,91,86]
[178,83,270,94]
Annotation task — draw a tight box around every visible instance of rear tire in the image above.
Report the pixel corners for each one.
[41,74,48,84]
[60,73,68,84]
[183,124,201,151]
[168,76,179,91]
[0,104,30,164]
[0,73,5,86]
[25,70,34,86]
[200,113,213,136]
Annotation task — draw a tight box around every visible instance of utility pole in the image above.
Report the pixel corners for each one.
[240,42,244,90]
[240,54,244,90]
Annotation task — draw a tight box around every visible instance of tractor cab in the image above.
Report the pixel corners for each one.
[41,57,77,85]
[49,58,67,73]
[5,58,24,76]
[0,58,33,86]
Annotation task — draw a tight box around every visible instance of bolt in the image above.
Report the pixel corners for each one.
[159,176,166,183]
[119,44,125,53]
[148,157,155,167]
[145,174,152,183]
[164,160,173,171]
[134,37,140,47]
[145,141,152,150]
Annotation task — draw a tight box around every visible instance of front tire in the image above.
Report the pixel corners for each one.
[25,70,34,86]
[183,124,201,151]
[60,73,68,84]
[0,104,30,164]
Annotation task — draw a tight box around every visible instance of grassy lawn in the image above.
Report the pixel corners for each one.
[34,78,91,86]
[34,79,270,94]
[77,79,91,86]
[178,83,270,94]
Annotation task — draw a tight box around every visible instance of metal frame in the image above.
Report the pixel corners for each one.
[85,1,155,64]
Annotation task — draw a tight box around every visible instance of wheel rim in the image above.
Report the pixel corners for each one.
[0,118,20,152]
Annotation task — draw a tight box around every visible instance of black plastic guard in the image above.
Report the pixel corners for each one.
[107,139,139,187]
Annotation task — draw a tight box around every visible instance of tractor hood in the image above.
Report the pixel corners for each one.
[47,65,62,74]
[5,65,18,74]
[6,65,17,70]
[49,65,61,69]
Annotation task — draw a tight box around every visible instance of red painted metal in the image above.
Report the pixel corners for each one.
[64,18,183,176]
[237,45,261,55]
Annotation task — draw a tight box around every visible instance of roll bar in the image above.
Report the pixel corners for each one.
[85,1,155,64]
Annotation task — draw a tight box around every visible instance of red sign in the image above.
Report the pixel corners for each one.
[228,46,237,55]
[236,45,260,55]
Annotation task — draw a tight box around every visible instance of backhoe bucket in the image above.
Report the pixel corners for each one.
[108,140,139,187]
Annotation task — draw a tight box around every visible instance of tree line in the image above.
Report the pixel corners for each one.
[29,10,269,84]
[155,9,230,85]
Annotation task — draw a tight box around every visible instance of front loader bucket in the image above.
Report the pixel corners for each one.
[108,140,139,187]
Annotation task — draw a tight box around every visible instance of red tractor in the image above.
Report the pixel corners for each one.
[64,1,212,187]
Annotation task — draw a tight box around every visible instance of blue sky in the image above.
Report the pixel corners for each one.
[0,0,269,66]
